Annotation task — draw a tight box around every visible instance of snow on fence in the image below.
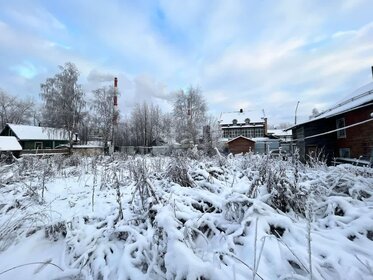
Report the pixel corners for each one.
[21,148,69,156]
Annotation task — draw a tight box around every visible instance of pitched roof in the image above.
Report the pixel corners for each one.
[4,124,70,141]
[287,82,373,130]
[219,111,264,125]
[227,136,256,143]
[0,136,22,151]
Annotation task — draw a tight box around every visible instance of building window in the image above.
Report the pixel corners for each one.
[245,118,250,124]
[339,148,350,158]
[232,119,238,125]
[336,118,346,139]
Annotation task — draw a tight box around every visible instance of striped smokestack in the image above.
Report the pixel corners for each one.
[113,77,118,125]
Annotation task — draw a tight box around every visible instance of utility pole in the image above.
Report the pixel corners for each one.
[295,101,300,125]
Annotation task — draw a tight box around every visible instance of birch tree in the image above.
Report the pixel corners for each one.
[40,62,85,151]
[90,86,115,150]
[172,87,207,144]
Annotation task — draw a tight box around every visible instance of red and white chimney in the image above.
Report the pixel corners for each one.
[113,77,118,125]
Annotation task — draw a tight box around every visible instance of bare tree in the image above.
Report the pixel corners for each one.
[0,89,34,129]
[128,102,165,146]
[118,101,171,147]
[40,62,85,151]
[172,87,207,144]
[205,114,222,152]
[309,108,320,119]
[160,112,173,144]
[90,86,115,151]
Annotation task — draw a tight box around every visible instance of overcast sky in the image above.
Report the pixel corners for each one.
[1,0,373,125]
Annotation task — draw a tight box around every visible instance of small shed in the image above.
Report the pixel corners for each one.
[227,136,255,154]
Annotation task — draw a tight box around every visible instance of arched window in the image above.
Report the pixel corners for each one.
[232,119,238,125]
[245,118,250,124]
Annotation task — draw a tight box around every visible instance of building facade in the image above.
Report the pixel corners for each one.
[288,82,373,164]
[219,109,267,139]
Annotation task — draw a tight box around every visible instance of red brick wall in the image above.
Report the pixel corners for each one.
[228,137,255,154]
[336,104,373,160]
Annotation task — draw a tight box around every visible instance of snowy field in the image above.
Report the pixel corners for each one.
[0,152,372,280]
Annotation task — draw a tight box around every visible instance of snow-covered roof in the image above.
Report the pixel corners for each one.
[0,136,22,151]
[251,137,278,142]
[313,82,373,119]
[287,82,373,130]
[219,111,264,125]
[4,124,70,141]
[267,129,292,137]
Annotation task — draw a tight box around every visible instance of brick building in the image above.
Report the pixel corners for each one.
[219,109,267,139]
[287,82,373,164]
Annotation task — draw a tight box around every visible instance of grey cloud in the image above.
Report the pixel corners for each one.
[134,75,172,101]
[87,69,114,82]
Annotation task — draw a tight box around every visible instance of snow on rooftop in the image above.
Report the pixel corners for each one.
[289,82,373,129]
[0,136,22,151]
[267,129,292,136]
[219,111,264,125]
[6,124,70,141]
[312,81,373,119]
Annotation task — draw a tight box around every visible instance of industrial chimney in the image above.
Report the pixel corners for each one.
[113,77,118,125]
[110,77,119,154]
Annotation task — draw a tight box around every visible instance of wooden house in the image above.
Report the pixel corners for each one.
[287,82,373,164]
[0,124,70,150]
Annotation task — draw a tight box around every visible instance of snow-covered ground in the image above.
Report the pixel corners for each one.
[0,153,372,280]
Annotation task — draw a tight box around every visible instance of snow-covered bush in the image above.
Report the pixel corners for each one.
[166,156,195,187]
[0,153,372,279]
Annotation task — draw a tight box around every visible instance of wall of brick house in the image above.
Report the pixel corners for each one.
[228,137,255,154]
[336,104,373,160]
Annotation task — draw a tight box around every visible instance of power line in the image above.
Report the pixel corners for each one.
[292,116,373,142]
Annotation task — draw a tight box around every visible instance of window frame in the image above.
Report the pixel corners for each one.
[339,147,350,158]
[336,118,346,139]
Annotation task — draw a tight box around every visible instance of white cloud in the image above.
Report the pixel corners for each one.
[5,5,66,32]
[1,0,373,125]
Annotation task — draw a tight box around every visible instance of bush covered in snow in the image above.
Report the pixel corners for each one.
[0,153,372,279]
